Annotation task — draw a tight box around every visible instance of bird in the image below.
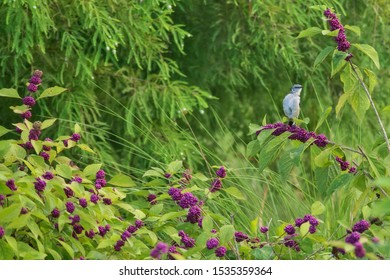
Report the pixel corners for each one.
[283,84,302,126]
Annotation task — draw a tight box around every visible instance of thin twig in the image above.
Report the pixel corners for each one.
[349,61,390,156]
[326,140,364,155]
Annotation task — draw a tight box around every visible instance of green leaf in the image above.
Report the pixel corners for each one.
[311,201,325,215]
[314,46,334,68]
[5,236,18,256]
[40,118,57,130]
[296,27,322,38]
[300,222,310,236]
[47,248,62,260]
[0,239,14,259]
[37,86,67,99]
[223,187,245,200]
[0,88,21,98]
[352,44,380,69]
[56,164,72,179]
[160,210,187,222]
[321,29,340,36]
[143,170,164,178]
[315,107,332,131]
[108,173,136,187]
[77,144,96,154]
[258,132,290,172]
[31,140,43,155]
[327,173,353,196]
[364,69,378,94]
[18,242,47,259]
[149,203,163,215]
[167,160,183,174]
[335,93,349,117]
[219,225,235,244]
[248,123,262,135]
[0,125,11,138]
[58,240,74,259]
[27,220,43,239]
[331,51,348,77]
[7,213,31,229]
[246,139,262,157]
[344,25,361,36]
[202,215,213,233]
[83,163,102,178]
[0,204,22,223]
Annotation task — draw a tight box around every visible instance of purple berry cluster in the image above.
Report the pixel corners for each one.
[234,231,249,242]
[94,169,106,190]
[147,193,157,205]
[335,157,356,173]
[210,166,227,193]
[256,123,328,148]
[206,238,219,249]
[150,242,169,259]
[178,230,195,248]
[113,220,144,252]
[6,179,17,191]
[294,214,319,234]
[215,246,227,257]
[27,70,43,93]
[260,226,269,234]
[344,220,370,258]
[323,8,351,54]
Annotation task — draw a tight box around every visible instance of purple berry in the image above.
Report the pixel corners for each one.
[103,198,112,205]
[27,83,38,93]
[206,238,219,249]
[0,226,5,238]
[51,208,60,218]
[96,170,106,179]
[234,231,249,242]
[6,179,17,191]
[22,96,36,107]
[284,224,295,235]
[90,194,99,204]
[354,242,366,258]
[352,220,370,233]
[42,171,54,180]
[216,166,227,178]
[345,232,360,244]
[215,246,227,257]
[210,178,222,192]
[295,218,305,227]
[260,226,269,233]
[29,75,42,85]
[65,201,75,213]
[70,133,81,142]
[34,178,46,192]
[79,198,87,208]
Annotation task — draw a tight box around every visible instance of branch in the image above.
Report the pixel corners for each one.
[349,61,390,156]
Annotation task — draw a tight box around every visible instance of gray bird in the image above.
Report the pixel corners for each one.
[283,84,303,126]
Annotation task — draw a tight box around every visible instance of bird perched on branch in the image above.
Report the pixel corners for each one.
[283,84,302,126]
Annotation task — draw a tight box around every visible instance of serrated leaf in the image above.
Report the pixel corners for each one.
[311,201,325,215]
[219,225,235,244]
[37,86,67,99]
[108,173,136,187]
[0,88,21,98]
[314,46,334,68]
[40,118,57,130]
[223,187,245,200]
[296,27,322,38]
[352,44,380,69]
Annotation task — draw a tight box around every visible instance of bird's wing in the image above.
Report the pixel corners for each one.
[283,94,294,118]
[290,95,300,118]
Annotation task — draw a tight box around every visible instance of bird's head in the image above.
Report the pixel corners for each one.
[291,84,303,95]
